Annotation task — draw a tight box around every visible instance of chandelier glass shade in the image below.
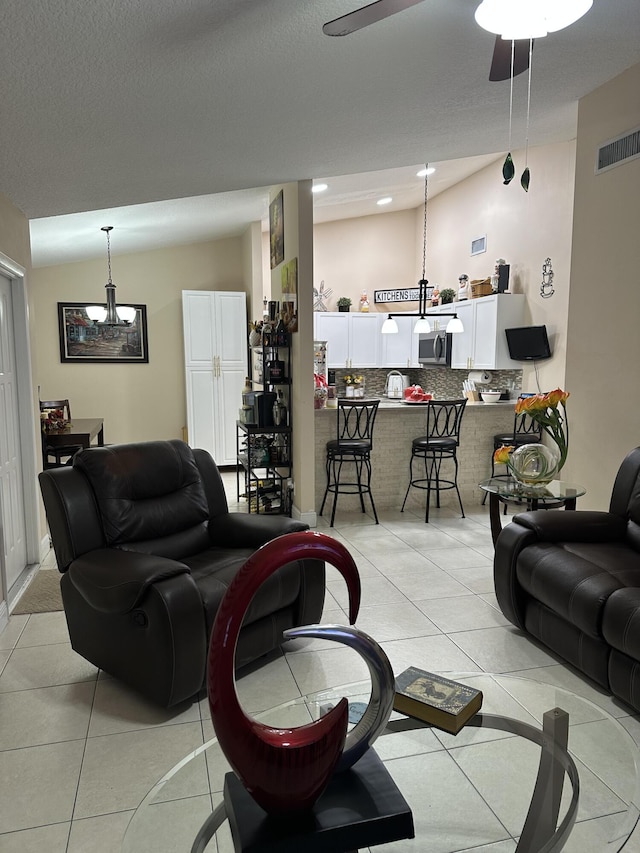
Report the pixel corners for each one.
[474,0,593,40]
[86,227,136,326]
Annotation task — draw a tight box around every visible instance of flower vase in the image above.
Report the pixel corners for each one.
[508,443,560,488]
[354,384,364,399]
[345,385,355,398]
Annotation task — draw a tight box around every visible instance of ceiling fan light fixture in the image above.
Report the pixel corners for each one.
[475,0,592,39]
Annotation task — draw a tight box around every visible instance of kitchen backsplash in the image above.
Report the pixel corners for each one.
[332,368,524,399]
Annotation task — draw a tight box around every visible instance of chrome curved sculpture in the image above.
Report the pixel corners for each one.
[206,530,395,815]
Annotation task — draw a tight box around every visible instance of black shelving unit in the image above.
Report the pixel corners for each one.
[237,333,292,515]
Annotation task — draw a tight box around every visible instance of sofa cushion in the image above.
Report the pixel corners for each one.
[74,440,209,547]
[515,541,633,638]
[182,547,303,635]
[602,588,640,659]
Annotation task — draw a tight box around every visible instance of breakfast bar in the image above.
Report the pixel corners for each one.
[314,400,514,515]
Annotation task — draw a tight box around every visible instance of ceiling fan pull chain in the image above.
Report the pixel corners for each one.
[502,39,515,185]
[521,38,534,192]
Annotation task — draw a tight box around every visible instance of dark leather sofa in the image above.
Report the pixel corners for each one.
[39,439,325,707]
[494,446,640,711]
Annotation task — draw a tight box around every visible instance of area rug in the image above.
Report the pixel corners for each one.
[12,571,63,615]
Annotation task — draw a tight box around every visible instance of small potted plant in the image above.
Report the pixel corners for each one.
[337,297,352,312]
[439,288,457,304]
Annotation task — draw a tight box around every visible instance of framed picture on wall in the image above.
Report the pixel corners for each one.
[269,190,284,269]
[57,302,149,363]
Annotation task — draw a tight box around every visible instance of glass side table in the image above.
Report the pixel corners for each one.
[479,476,587,545]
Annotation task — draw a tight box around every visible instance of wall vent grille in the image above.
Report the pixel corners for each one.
[596,126,640,174]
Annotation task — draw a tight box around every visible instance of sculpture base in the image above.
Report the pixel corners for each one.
[224,747,414,853]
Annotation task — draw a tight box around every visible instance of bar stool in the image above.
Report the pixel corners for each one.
[401,399,467,523]
[320,399,380,527]
[481,401,542,507]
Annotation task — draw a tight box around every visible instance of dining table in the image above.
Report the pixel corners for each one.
[43,417,104,450]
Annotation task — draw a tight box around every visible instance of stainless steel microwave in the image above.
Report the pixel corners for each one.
[418,330,452,366]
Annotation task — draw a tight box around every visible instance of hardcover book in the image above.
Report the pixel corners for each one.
[393,667,483,735]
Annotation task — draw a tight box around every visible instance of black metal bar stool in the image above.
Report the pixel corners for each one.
[401,399,467,523]
[320,399,380,527]
[482,401,542,508]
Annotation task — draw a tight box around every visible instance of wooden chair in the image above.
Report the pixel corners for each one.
[40,399,83,468]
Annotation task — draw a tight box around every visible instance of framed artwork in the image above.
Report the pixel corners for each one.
[269,190,284,269]
[57,302,149,363]
[281,257,298,333]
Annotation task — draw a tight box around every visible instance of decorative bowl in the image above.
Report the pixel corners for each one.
[481,391,501,403]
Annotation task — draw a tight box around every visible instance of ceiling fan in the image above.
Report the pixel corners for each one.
[322,0,532,82]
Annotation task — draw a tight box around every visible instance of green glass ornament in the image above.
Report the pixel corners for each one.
[521,167,530,192]
[502,153,515,185]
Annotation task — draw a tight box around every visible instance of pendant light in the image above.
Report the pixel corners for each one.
[86,227,136,326]
[381,167,463,336]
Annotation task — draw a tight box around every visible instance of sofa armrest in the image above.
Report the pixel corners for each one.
[68,549,190,614]
[514,510,627,543]
[208,513,309,550]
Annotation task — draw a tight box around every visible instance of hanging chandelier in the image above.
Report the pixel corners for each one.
[86,226,136,326]
[381,167,463,336]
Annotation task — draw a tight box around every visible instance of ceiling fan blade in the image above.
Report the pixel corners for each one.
[489,35,532,82]
[323,0,427,36]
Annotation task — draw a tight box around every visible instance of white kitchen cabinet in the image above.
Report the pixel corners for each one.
[448,294,524,370]
[379,313,420,368]
[183,290,247,466]
[313,312,379,368]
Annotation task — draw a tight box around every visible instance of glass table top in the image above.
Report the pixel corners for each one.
[479,476,587,504]
[122,673,640,853]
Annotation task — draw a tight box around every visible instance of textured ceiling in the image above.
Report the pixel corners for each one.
[3,0,639,265]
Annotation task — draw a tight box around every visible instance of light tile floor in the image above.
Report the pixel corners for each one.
[2,474,640,852]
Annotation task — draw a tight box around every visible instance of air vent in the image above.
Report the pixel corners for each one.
[596,126,640,174]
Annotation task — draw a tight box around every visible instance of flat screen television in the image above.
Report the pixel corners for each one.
[505,325,552,361]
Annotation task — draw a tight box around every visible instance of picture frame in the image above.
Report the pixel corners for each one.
[269,190,284,269]
[57,302,149,363]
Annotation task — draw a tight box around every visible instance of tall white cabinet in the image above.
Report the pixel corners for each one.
[182,290,247,466]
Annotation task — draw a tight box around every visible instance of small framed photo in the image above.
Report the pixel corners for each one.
[269,190,284,269]
[57,302,149,363]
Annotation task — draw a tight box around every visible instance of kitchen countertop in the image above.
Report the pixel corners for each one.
[316,398,515,411]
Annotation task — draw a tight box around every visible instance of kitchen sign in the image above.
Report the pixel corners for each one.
[374,288,420,304]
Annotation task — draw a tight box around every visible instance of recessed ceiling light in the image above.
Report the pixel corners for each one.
[416,167,436,177]
[312,183,328,193]
[377,197,392,206]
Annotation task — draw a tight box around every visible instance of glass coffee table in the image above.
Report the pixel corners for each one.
[479,477,587,545]
[122,673,639,853]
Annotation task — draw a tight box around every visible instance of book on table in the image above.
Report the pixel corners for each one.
[393,667,483,735]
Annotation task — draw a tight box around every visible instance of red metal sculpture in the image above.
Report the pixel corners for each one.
[207,530,361,815]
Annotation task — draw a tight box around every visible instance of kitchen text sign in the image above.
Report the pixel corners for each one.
[374,289,420,304]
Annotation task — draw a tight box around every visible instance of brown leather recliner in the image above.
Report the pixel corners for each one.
[39,439,325,707]
[494,446,640,711]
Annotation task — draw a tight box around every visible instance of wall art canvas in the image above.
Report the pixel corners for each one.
[269,190,284,269]
[281,257,298,333]
[58,302,149,363]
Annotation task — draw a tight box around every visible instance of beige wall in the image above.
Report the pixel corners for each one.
[426,140,576,394]
[313,208,417,313]
[30,238,246,446]
[565,62,640,509]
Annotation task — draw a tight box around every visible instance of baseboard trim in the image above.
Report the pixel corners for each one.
[0,599,8,635]
[292,506,318,528]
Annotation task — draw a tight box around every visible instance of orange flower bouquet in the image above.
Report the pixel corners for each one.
[515,389,570,471]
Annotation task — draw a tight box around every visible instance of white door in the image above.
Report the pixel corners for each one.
[183,291,247,466]
[0,274,28,594]
[349,314,379,368]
